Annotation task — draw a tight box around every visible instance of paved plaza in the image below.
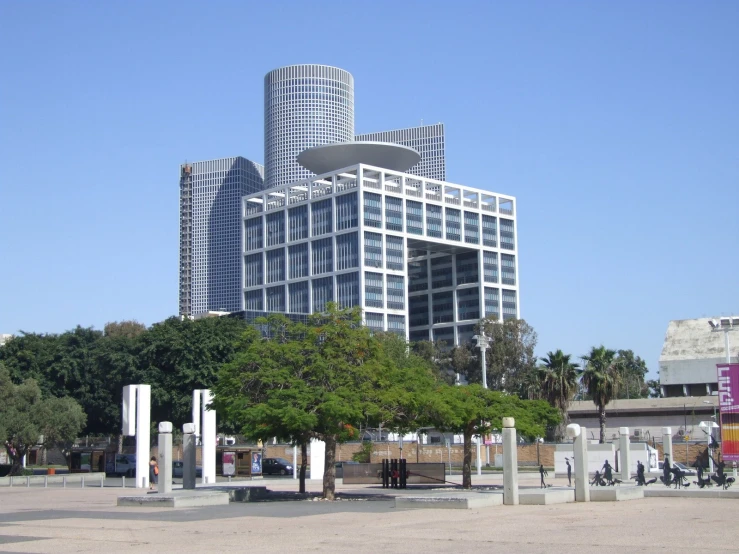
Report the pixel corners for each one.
[0,474,735,553]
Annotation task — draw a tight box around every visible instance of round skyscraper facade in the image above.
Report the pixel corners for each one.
[264,65,354,189]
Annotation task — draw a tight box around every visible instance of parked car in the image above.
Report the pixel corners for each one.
[107,454,136,477]
[172,461,202,478]
[262,457,293,475]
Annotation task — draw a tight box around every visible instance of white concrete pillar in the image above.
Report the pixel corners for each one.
[157,422,173,494]
[200,389,216,485]
[569,424,589,502]
[182,424,197,490]
[619,427,631,482]
[123,384,152,489]
[502,417,518,505]
[310,439,325,480]
[662,427,673,466]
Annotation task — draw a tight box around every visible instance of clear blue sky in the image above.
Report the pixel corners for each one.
[1,1,737,377]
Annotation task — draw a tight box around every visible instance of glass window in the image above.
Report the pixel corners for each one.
[335,192,358,230]
[312,276,334,312]
[266,248,285,283]
[431,255,453,288]
[386,235,404,271]
[500,218,515,250]
[426,204,442,238]
[245,216,263,251]
[335,232,358,270]
[288,205,308,241]
[266,211,285,246]
[244,289,263,311]
[244,253,263,287]
[502,289,517,320]
[482,215,497,247]
[445,208,461,241]
[406,200,423,235]
[365,312,384,332]
[266,285,285,312]
[386,275,405,310]
[288,243,308,279]
[457,287,480,321]
[364,232,383,268]
[385,196,403,232]
[364,272,383,308]
[363,192,382,228]
[311,199,332,236]
[311,237,333,275]
[387,314,405,336]
[455,252,478,285]
[464,211,479,244]
[336,272,359,309]
[408,260,428,292]
[483,251,498,283]
[432,291,454,324]
[484,287,500,319]
[288,281,309,313]
[501,254,516,285]
[409,295,430,327]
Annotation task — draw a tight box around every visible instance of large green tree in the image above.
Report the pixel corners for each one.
[429,384,559,488]
[615,349,649,399]
[581,346,622,443]
[473,317,538,397]
[538,350,581,439]
[0,363,86,475]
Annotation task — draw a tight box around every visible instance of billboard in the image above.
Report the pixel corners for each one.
[717,363,739,462]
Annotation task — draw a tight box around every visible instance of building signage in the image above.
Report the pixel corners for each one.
[717,363,739,462]
[222,452,236,477]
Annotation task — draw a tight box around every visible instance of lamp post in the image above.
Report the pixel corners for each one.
[708,318,736,364]
[699,421,719,473]
[473,334,491,474]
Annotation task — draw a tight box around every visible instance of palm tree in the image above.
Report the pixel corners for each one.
[538,350,581,438]
[581,346,622,443]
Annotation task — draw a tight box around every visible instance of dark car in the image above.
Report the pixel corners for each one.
[262,457,293,475]
[172,461,202,478]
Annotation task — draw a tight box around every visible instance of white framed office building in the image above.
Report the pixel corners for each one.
[241,164,519,346]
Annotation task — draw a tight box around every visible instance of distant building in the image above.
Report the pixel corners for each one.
[179,157,264,317]
[659,316,739,397]
[0,334,12,346]
[356,123,446,181]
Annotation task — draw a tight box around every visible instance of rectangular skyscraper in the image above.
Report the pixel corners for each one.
[241,163,518,347]
[179,157,264,317]
[356,123,446,181]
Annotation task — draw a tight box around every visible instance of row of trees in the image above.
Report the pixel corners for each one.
[213,306,559,498]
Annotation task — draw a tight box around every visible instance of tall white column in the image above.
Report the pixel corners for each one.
[310,439,325,480]
[293,444,298,480]
[157,422,173,494]
[200,389,216,484]
[619,427,631,482]
[662,427,673,467]
[569,424,589,502]
[122,384,152,489]
[502,417,518,505]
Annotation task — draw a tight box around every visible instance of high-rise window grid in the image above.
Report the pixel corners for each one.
[455,252,479,285]
[336,192,358,230]
[289,281,309,313]
[431,255,453,288]
[433,326,455,345]
[484,287,500,318]
[385,236,404,271]
[387,314,406,336]
[482,215,497,247]
[312,276,333,312]
[288,243,308,279]
[245,217,263,251]
[483,251,499,283]
[386,275,405,310]
[464,211,479,244]
[311,238,333,275]
[364,192,382,228]
[364,232,383,268]
[244,289,263,311]
[432,291,454,324]
[288,205,308,241]
[500,218,515,250]
[335,232,358,270]
[336,272,359,309]
[266,248,285,283]
[311,199,333,236]
[244,253,263,287]
[426,204,442,238]
[501,254,516,285]
[266,211,285,246]
[502,289,517,320]
[409,295,430,327]
[385,196,403,232]
[408,260,428,292]
[266,285,285,312]
[445,208,461,241]
[364,272,384,308]
[406,200,423,235]
[457,287,480,321]
[365,312,384,331]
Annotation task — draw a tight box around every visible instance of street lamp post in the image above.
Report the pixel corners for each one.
[699,421,719,473]
[708,318,736,364]
[473,334,491,474]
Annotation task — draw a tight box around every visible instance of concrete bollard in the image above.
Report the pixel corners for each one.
[568,424,589,502]
[100,475,104,488]
[26,476,30,488]
[619,427,631,482]
[44,476,48,488]
[62,476,67,488]
[122,476,126,488]
[9,476,12,487]
[502,417,519,505]
[182,423,197,490]
[662,427,673,466]
[81,476,85,488]
[158,422,173,494]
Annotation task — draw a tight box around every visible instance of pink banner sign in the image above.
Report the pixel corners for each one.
[717,363,739,462]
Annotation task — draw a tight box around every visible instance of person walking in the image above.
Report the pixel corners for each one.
[602,459,613,485]
[567,458,573,486]
[539,464,548,488]
[149,456,159,490]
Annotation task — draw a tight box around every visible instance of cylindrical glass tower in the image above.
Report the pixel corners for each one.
[264,64,354,189]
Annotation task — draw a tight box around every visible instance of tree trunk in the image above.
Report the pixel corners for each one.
[599,405,607,444]
[299,442,307,494]
[322,435,337,500]
[117,434,123,454]
[462,426,473,489]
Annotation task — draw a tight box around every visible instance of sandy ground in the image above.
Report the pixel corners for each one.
[0,473,734,553]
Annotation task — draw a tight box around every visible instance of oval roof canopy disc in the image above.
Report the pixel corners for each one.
[297,141,421,175]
